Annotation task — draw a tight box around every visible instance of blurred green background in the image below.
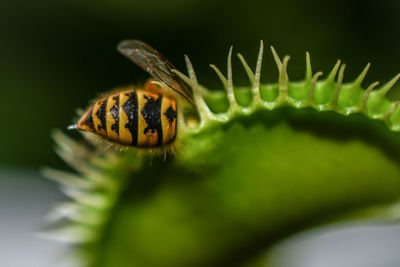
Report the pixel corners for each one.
[2,0,400,169]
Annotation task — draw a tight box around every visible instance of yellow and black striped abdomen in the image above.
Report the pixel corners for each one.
[77,89,177,147]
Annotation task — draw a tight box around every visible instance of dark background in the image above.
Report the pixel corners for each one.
[2,1,400,266]
[2,0,400,169]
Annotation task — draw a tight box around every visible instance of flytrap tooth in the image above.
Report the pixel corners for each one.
[79,131,99,147]
[90,154,116,169]
[184,54,198,85]
[46,202,103,225]
[226,46,236,105]
[54,146,96,175]
[389,102,400,130]
[52,130,94,167]
[209,48,236,107]
[173,68,217,98]
[87,172,117,192]
[237,40,264,101]
[44,202,81,222]
[237,53,255,83]
[353,63,371,87]
[61,186,109,209]
[153,79,197,107]
[281,55,290,74]
[332,64,346,106]
[172,67,214,107]
[326,60,341,83]
[54,146,115,190]
[36,225,97,244]
[52,129,90,157]
[253,40,264,95]
[41,167,94,190]
[359,81,380,110]
[180,55,214,124]
[279,55,290,95]
[270,46,282,70]
[210,64,228,89]
[384,101,400,121]
[308,71,323,102]
[151,81,170,91]
[376,73,400,95]
[172,69,192,88]
[305,52,312,82]
[338,64,346,85]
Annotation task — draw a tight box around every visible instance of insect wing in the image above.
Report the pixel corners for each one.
[117,40,194,104]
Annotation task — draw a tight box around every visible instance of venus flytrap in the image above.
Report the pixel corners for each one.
[43,42,400,267]
[178,42,400,143]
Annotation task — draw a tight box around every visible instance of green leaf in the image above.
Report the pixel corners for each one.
[44,44,400,267]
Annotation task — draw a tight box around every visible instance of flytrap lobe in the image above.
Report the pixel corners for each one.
[175,41,400,133]
[41,40,400,267]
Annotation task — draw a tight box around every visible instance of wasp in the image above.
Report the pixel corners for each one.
[68,40,194,148]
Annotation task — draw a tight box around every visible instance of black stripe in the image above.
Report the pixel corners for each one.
[96,98,107,134]
[165,105,177,143]
[82,107,94,130]
[122,90,138,146]
[164,105,177,126]
[110,95,119,135]
[173,112,177,142]
[141,94,163,146]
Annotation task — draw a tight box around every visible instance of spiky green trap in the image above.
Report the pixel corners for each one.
[42,42,400,267]
[176,42,400,133]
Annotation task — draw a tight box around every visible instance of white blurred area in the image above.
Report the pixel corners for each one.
[1,168,400,267]
[0,169,77,267]
[268,223,400,267]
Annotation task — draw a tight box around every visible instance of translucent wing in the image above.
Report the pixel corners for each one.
[117,39,194,105]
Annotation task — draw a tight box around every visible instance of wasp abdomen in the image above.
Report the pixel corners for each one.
[77,89,177,147]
